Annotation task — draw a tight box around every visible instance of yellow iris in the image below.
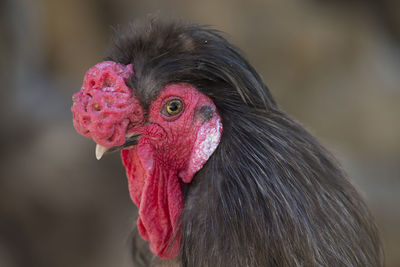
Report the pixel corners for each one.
[166,99,183,116]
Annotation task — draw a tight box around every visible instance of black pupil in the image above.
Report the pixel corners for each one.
[169,101,180,112]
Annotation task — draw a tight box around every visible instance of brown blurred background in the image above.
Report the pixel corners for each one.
[0,0,399,266]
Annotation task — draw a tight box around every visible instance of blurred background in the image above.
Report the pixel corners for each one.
[1,0,399,266]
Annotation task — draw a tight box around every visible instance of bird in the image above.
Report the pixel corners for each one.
[71,18,384,267]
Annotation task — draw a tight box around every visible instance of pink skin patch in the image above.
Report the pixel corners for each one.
[72,63,222,259]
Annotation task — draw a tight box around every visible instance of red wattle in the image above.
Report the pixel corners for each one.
[122,143,182,259]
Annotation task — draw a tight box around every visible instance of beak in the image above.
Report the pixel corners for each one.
[95,133,141,160]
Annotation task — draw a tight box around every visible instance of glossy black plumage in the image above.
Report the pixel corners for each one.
[106,18,384,267]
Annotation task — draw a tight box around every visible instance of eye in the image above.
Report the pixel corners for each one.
[163,98,184,117]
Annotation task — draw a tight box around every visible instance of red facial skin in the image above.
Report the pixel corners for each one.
[71,62,222,259]
[122,85,222,258]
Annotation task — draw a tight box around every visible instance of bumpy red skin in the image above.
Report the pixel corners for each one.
[71,61,142,147]
[71,62,222,259]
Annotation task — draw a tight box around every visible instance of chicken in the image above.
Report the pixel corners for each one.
[71,19,384,266]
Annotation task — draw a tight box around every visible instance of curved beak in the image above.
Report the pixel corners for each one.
[95,133,141,160]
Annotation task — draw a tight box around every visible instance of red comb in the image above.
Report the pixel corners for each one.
[71,61,142,147]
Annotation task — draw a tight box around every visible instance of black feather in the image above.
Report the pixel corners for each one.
[107,18,384,267]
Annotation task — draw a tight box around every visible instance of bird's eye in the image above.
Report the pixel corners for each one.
[163,98,184,116]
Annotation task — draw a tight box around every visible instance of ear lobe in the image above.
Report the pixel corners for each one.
[178,113,223,183]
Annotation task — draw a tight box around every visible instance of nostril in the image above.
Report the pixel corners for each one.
[107,135,115,142]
